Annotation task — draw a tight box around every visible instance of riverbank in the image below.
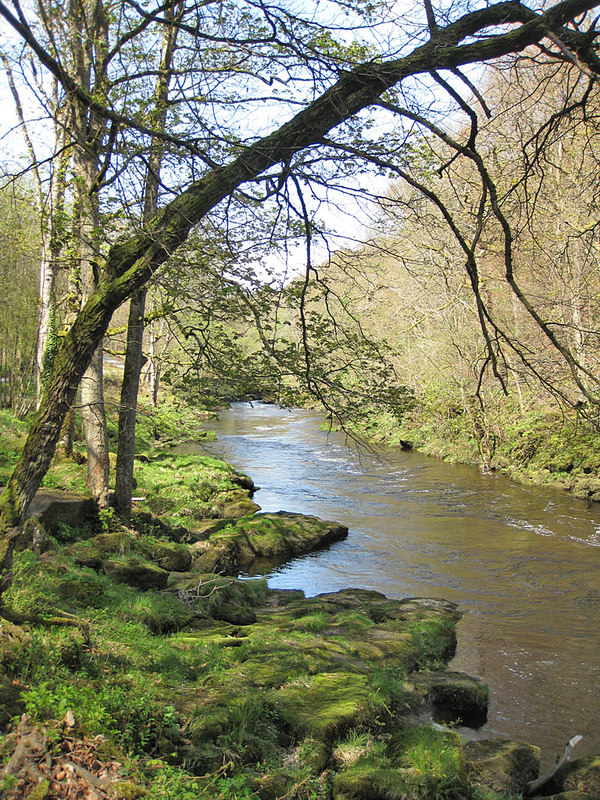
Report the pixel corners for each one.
[334,398,600,504]
[1,399,599,799]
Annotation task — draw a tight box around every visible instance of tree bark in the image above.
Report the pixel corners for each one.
[114,287,147,519]
[69,0,110,506]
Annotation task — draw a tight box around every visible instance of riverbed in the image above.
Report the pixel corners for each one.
[194,401,600,767]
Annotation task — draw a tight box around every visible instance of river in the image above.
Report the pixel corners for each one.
[193,401,600,767]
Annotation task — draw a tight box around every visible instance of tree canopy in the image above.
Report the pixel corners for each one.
[1,0,600,543]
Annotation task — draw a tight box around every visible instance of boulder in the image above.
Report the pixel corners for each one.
[412,670,489,724]
[13,518,51,555]
[464,739,541,796]
[544,756,600,799]
[275,672,374,740]
[211,490,261,519]
[0,619,30,666]
[231,511,348,564]
[191,539,240,576]
[188,518,234,541]
[212,602,256,625]
[146,540,192,572]
[24,488,96,533]
[103,558,169,590]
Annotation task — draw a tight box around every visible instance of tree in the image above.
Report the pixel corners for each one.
[1,0,600,591]
[114,0,183,522]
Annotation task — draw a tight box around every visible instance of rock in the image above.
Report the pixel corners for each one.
[72,549,103,570]
[212,602,256,625]
[211,490,261,519]
[131,511,180,540]
[89,531,132,556]
[412,670,489,725]
[24,488,96,533]
[146,540,192,572]
[13,518,51,555]
[254,771,290,800]
[230,472,256,494]
[231,511,348,564]
[191,539,240,575]
[275,672,374,740]
[544,756,600,799]
[0,620,29,668]
[188,518,235,541]
[464,739,541,796]
[103,558,169,590]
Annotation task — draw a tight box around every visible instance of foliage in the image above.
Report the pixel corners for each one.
[0,183,39,416]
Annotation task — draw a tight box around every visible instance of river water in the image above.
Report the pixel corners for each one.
[195,401,600,766]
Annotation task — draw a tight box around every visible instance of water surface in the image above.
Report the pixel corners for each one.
[195,402,600,766]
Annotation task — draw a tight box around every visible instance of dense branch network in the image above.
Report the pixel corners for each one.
[0,0,599,536]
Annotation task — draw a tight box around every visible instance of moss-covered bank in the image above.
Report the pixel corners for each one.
[337,397,600,505]
[0,531,525,800]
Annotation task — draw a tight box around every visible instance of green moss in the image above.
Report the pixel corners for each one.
[407,616,457,670]
[274,672,380,739]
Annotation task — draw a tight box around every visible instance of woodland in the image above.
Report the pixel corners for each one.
[1,1,600,797]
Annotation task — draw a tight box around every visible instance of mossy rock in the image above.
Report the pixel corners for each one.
[54,572,106,608]
[464,738,541,796]
[333,764,416,800]
[130,511,183,542]
[253,771,291,800]
[212,602,256,625]
[25,488,96,533]
[186,706,231,742]
[212,490,261,519]
[187,518,234,541]
[89,531,133,556]
[274,672,378,740]
[548,756,600,798]
[230,511,348,563]
[0,619,30,666]
[351,628,417,666]
[103,558,169,590]
[144,540,192,572]
[230,472,255,493]
[191,539,240,576]
[13,518,51,555]
[0,676,25,727]
[110,781,148,799]
[412,670,489,723]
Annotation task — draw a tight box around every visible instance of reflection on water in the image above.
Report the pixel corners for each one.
[194,402,600,766]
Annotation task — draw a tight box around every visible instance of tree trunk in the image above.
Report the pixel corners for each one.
[68,0,110,507]
[81,346,109,507]
[114,288,147,520]
[36,112,70,404]
[114,0,182,521]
